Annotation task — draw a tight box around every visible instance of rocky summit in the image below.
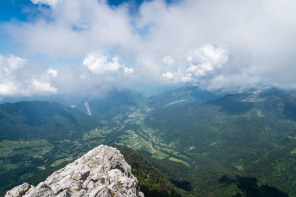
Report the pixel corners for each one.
[5,145,144,197]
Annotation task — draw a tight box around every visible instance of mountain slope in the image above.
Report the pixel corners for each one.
[0,101,97,140]
[146,86,220,111]
[114,145,181,197]
[0,88,145,121]
[75,88,145,120]
[143,91,295,196]
[1,86,296,196]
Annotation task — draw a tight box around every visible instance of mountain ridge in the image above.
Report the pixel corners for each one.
[0,101,98,140]
[5,145,144,197]
[1,85,296,196]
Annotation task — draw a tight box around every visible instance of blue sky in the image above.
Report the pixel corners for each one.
[0,0,296,97]
[0,0,172,22]
[0,0,37,55]
[0,0,131,22]
[0,0,32,22]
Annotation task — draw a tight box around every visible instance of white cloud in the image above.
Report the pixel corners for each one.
[163,56,175,66]
[47,68,58,78]
[0,55,27,76]
[5,0,139,58]
[0,82,19,96]
[31,0,63,7]
[124,67,134,75]
[194,45,228,68]
[187,45,228,76]
[0,54,58,96]
[83,53,133,76]
[2,0,296,91]
[161,45,228,83]
[162,72,174,80]
[162,71,192,83]
[134,0,296,88]
[0,55,27,96]
[83,54,120,74]
[32,80,58,94]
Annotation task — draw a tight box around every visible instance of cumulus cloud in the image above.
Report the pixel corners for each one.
[0,55,27,76]
[161,45,228,83]
[1,0,296,93]
[32,80,58,94]
[0,55,58,96]
[0,55,27,96]
[187,45,228,76]
[0,53,133,97]
[83,53,133,76]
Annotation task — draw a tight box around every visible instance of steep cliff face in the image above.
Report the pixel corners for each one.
[5,145,144,197]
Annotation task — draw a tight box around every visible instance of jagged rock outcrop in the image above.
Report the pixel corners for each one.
[5,145,144,197]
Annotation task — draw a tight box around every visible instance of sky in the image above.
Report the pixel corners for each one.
[0,0,296,97]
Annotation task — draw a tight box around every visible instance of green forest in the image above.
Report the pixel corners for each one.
[0,87,296,196]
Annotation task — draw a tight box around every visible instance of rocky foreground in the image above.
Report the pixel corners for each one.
[5,145,144,197]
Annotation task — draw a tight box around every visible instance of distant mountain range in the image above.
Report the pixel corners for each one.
[144,86,296,196]
[0,101,97,140]
[1,85,296,196]
[0,88,145,120]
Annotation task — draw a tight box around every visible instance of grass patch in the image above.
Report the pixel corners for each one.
[4,164,18,170]
[151,150,169,159]
[256,110,264,117]
[50,156,73,167]
[169,157,190,167]
[233,161,244,171]
[0,139,53,157]
[89,129,102,138]
[291,148,296,154]
[38,165,46,170]
[235,165,244,171]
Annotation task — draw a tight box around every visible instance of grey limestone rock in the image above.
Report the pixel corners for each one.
[5,145,144,197]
